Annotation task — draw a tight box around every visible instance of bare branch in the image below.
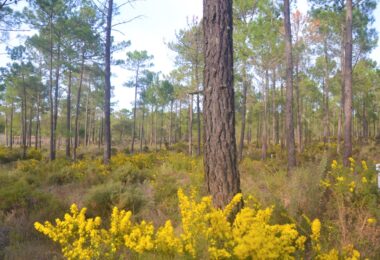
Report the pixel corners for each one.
[112,15,143,27]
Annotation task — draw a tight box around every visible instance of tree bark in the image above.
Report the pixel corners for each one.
[103,0,113,164]
[284,0,296,169]
[203,0,241,209]
[343,0,353,166]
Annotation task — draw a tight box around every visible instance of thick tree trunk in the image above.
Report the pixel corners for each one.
[203,0,241,209]
[343,0,353,167]
[66,70,72,159]
[238,64,248,161]
[284,0,296,169]
[103,0,113,164]
[53,43,61,153]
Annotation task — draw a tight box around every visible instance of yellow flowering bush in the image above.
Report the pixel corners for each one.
[35,190,307,259]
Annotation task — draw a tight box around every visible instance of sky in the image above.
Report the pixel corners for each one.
[1,0,380,110]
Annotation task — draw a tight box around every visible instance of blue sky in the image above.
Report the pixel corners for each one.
[1,0,379,110]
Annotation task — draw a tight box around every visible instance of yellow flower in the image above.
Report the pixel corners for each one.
[349,181,355,192]
[336,176,344,182]
[361,160,368,171]
[367,218,377,224]
[361,177,368,183]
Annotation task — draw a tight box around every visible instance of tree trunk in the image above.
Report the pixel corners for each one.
[188,95,193,155]
[49,14,55,160]
[284,0,296,169]
[169,100,173,147]
[140,104,145,152]
[295,56,302,152]
[103,0,113,164]
[10,102,13,149]
[131,68,139,154]
[203,0,241,209]
[238,63,248,161]
[22,75,27,158]
[73,51,85,161]
[343,0,352,167]
[323,39,331,145]
[35,92,41,150]
[54,43,61,154]
[66,70,72,159]
[261,70,268,160]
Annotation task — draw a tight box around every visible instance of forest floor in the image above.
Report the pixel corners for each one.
[0,141,379,259]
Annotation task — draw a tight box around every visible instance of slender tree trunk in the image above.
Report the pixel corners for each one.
[323,39,331,145]
[10,102,13,149]
[140,105,145,152]
[66,70,72,159]
[53,43,61,154]
[261,70,268,160]
[28,103,33,147]
[188,95,193,155]
[49,14,55,160]
[337,23,346,154]
[284,0,296,169]
[238,63,248,161]
[22,75,27,158]
[343,0,353,167]
[85,84,90,146]
[295,57,302,152]
[73,51,85,161]
[195,65,201,156]
[131,68,139,154]
[103,0,113,164]
[203,0,241,209]
[169,100,173,147]
[160,106,164,149]
[179,100,182,141]
[272,68,279,145]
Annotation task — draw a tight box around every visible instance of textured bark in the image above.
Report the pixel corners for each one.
[203,0,240,209]
[343,0,353,166]
[284,0,296,168]
[295,57,302,152]
[103,0,113,164]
